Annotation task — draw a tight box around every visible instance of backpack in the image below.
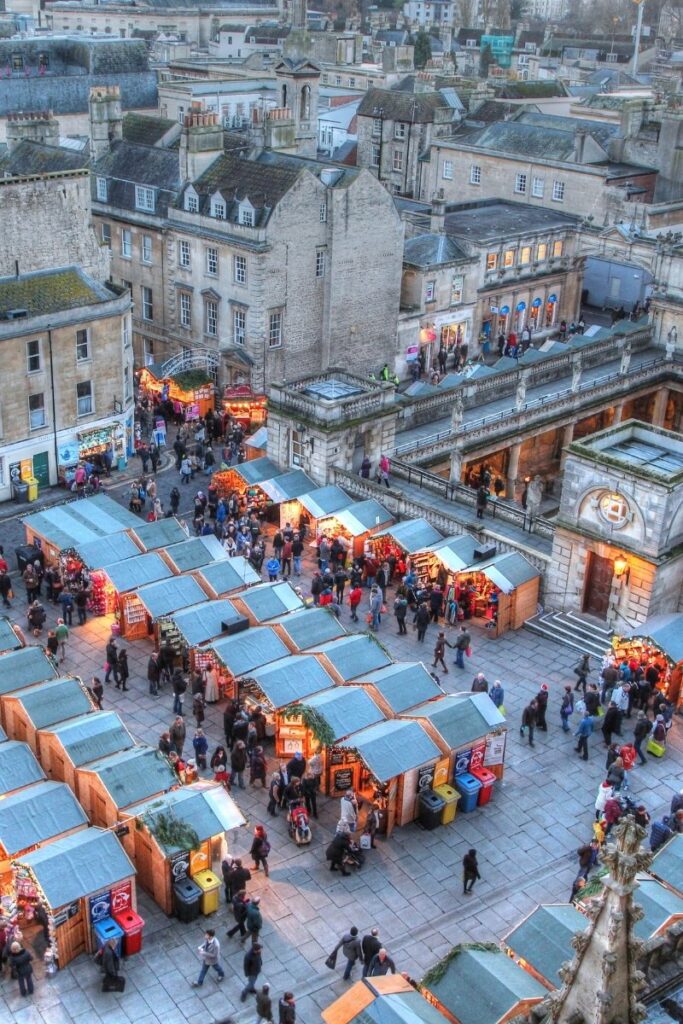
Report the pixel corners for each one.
[260,839,271,857]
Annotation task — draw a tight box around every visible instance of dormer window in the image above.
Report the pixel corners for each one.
[135,185,155,212]
[213,200,226,219]
[239,201,254,227]
[184,187,199,213]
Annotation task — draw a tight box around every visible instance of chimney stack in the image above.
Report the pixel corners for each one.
[89,85,123,162]
[431,189,446,233]
[6,110,61,151]
[179,104,224,182]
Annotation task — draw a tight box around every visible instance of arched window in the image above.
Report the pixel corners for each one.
[281,83,287,108]
[300,84,310,120]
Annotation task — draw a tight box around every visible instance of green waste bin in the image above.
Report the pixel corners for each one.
[434,784,460,825]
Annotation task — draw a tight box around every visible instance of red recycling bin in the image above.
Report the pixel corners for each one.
[470,767,496,806]
[113,909,145,956]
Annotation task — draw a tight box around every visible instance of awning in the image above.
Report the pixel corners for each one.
[475,552,541,595]
[171,600,246,647]
[298,485,350,519]
[0,740,45,796]
[0,647,58,698]
[75,532,140,569]
[195,557,260,595]
[236,581,304,622]
[270,607,347,650]
[101,552,173,593]
[503,904,586,985]
[633,876,683,938]
[23,495,138,551]
[16,678,94,730]
[622,614,683,665]
[324,499,392,535]
[310,635,392,681]
[125,783,245,854]
[130,517,188,552]
[404,693,506,750]
[304,686,385,742]
[322,978,449,1024]
[260,469,316,503]
[0,781,87,856]
[362,663,443,714]
[16,828,136,910]
[136,576,208,620]
[83,747,177,811]
[420,535,478,573]
[341,719,441,782]
[210,626,290,677]
[422,947,546,1024]
[373,517,443,553]
[163,535,227,573]
[249,655,336,709]
[0,618,22,656]
[244,426,267,450]
[45,711,135,767]
[233,456,286,486]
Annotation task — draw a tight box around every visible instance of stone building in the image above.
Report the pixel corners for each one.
[546,420,683,625]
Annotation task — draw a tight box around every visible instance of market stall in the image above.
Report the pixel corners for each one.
[293,485,351,539]
[411,535,479,585]
[162,535,227,574]
[77,421,127,472]
[194,557,260,598]
[222,383,266,431]
[270,607,347,653]
[370,518,443,565]
[38,711,135,795]
[138,365,215,420]
[23,495,138,566]
[206,626,290,702]
[119,783,245,915]
[649,836,683,897]
[244,425,267,461]
[317,499,394,559]
[258,470,315,529]
[361,663,444,716]
[2,677,96,755]
[502,904,587,990]
[0,647,58,723]
[0,740,45,796]
[76,746,177,834]
[13,827,137,968]
[211,456,285,515]
[136,576,210,646]
[231,581,304,626]
[323,976,449,1024]
[73,532,141,571]
[165,600,248,678]
[337,718,442,835]
[308,634,392,685]
[402,693,507,784]
[613,613,683,708]
[0,617,25,656]
[129,517,188,553]
[96,552,175,634]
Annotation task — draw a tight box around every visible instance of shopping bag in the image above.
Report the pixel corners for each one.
[359,833,372,849]
[646,738,665,757]
[466,646,472,657]
[498,705,506,717]
[366,612,373,623]
[325,950,338,970]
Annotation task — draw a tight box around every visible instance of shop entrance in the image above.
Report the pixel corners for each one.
[582,552,613,619]
[32,451,50,488]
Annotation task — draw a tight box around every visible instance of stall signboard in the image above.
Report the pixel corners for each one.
[454,748,472,776]
[111,881,132,915]
[484,732,506,767]
[89,890,111,924]
[189,844,210,876]
[418,763,435,791]
[170,850,190,881]
[469,742,486,773]
[53,902,79,927]
[333,768,354,792]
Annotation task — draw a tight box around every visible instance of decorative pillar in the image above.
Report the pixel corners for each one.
[559,423,574,471]
[506,441,521,501]
[450,393,464,431]
[515,372,528,411]
[571,353,582,392]
[652,387,669,427]
[449,450,463,483]
[620,339,632,375]
[612,400,625,425]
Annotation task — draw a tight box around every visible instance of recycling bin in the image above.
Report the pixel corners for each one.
[173,878,202,922]
[112,909,145,956]
[470,766,497,806]
[13,482,29,504]
[26,477,39,502]
[453,772,482,813]
[192,869,221,915]
[434,784,460,825]
[117,457,127,472]
[418,789,445,831]
[15,544,44,573]
[93,917,124,957]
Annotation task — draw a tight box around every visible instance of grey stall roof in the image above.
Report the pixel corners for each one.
[0,780,87,855]
[503,904,586,985]
[421,534,478,572]
[0,646,58,697]
[126,784,245,854]
[424,947,546,1024]
[0,617,22,655]
[373,517,443,553]
[475,551,541,594]
[81,746,177,810]
[623,613,683,665]
[170,600,246,647]
[102,552,173,592]
[17,828,135,910]
[298,485,350,519]
[164,534,228,572]
[404,693,505,750]
[23,495,138,550]
[196,557,260,595]
[323,499,392,535]
[42,711,135,767]
[136,575,208,619]
[341,719,441,782]
[362,663,444,713]
[244,425,267,450]
[651,835,683,895]
[210,626,289,677]
[270,606,347,650]
[0,740,46,795]
[310,635,392,681]
[260,469,316,503]
[131,517,188,551]
[304,685,385,741]
[236,581,304,622]
[634,876,683,937]
[13,677,94,729]
[234,456,286,486]
[249,654,337,709]
[74,531,140,569]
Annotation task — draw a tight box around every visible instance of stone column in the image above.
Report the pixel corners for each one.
[506,441,521,501]
[571,353,582,392]
[652,387,669,427]
[620,339,632,375]
[612,400,625,425]
[515,372,527,411]
[450,393,464,431]
[559,423,574,471]
[449,450,463,483]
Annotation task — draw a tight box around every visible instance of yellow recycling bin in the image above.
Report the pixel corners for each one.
[192,869,221,915]
[26,477,39,502]
[434,784,460,825]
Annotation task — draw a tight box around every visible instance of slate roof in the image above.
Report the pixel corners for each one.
[494,80,567,98]
[515,110,619,150]
[651,835,683,894]
[82,747,177,809]
[310,635,392,681]
[126,784,245,854]
[122,113,179,147]
[23,494,138,549]
[305,685,385,741]
[457,28,484,45]
[442,200,579,244]
[236,581,303,622]
[358,86,450,123]
[424,947,546,1024]
[132,517,188,551]
[0,267,118,320]
[0,780,87,856]
[92,140,181,217]
[404,233,470,268]
[362,663,444,714]
[404,693,506,751]
[75,531,140,569]
[14,677,94,730]
[44,711,135,767]
[451,120,578,161]
[188,152,300,226]
[466,99,532,125]
[164,534,227,572]
[298,485,350,519]
[245,24,290,41]
[102,552,173,592]
[0,140,88,178]
[137,575,207,620]
[210,626,289,676]
[0,741,46,796]
[0,646,58,697]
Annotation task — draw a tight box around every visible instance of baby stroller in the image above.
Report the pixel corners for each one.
[288,797,312,845]
[343,841,365,872]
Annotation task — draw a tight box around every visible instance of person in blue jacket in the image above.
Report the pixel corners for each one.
[574,711,593,761]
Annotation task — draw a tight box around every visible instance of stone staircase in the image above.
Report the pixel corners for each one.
[524,610,613,662]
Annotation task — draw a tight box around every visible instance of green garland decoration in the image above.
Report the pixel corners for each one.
[282,703,335,749]
[421,942,499,988]
[139,808,200,852]
[171,369,213,392]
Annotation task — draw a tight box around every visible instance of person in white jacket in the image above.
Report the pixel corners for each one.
[595,780,613,821]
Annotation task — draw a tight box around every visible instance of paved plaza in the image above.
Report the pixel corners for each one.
[0,465,680,1024]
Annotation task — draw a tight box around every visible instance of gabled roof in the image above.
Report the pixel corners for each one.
[13,677,94,730]
[210,626,289,676]
[304,685,385,741]
[249,654,336,708]
[310,635,392,681]
[404,693,506,750]
[423,947,546,1024]
[270,606,346,650]
[235,581,303,622]
[373,517,443,552]
[137,575,207,620]
[24,494,138,549]
[131,517,188,551]
[622,613,683,665]
[362,663,443,713]
[0,646,58,697]
[0,780,87,856]
[232,456,286,486]
[126,784,245,854]
[298,485,350,519]
[170,599,246,647]
[514,109,619,150]
[451,120,578,161]
[260,469,316,503]
[43,711,135,767]
[504,904,586,986]
[404,233,470,268]
[122,113,179,147]
[195,557,260,596]
[0,618,23,656]
[102,552,174,592]
[82,747,177,810]
[341,719,441,782]
[0,741,45,796]
[164,534,228,572]
[325,498,392,535]
[93,139,181,192]
[358,86,450,123]
[188,153,301,226]
[75,531,140,569]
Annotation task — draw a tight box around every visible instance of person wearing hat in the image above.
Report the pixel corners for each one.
[256,983,273,1023]
[286,751,306,781]
[535,684,549,731]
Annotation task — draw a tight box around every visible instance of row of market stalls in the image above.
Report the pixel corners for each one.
[137,366,267,431]
[611,613,683,710]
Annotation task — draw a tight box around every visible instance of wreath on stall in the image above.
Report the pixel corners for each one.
[281,703,335,749]
[421,943,499,987]
[138,808,200,852]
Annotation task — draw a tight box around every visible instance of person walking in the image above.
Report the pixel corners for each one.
[55,618,69,663]
[334,927,362,981]
[369,586,382,631]
[574,654,590,694]
[227,891,249,939]
[453,626,471,669]
[575,710,593,761]
[244,895,263,948]
[560,686,574,733]
[256,983,274,1024]
[240,942,263,1001]
[116,649,130,692]
[250,828,270,877]
[192,929,225,987]
[147,652,160,696]
[0,569,12,609]
[393,592,408,634]
[100,936,122,992]
[361,928,381,978]
[489,680,504,709]
[104,637,119,685]
[74,587,88,626]
[535,684,549,731]
[9,940,34,997]
[301,770,318,819]
[231,740,248,789]
[172,669,187,715]
[348,583,362,622]
[462,849,481,895]
[279,992,296,1024]
[378,454,390,488]
[415,602,430,642]
[520,700,538,747]
[169,716,186,757]
[601,702,620,747]
[432,631,452,673]
[634,711,652,766]
[368,949,396,976]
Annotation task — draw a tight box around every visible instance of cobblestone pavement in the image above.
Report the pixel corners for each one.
[0,460,680,1024]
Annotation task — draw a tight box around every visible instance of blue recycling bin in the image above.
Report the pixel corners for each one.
[454,772,482,813]
[93,916,124,957]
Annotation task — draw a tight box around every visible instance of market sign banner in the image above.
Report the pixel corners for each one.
[89,890,111,924]
[454,748,472,776]
[484,732,506,766]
